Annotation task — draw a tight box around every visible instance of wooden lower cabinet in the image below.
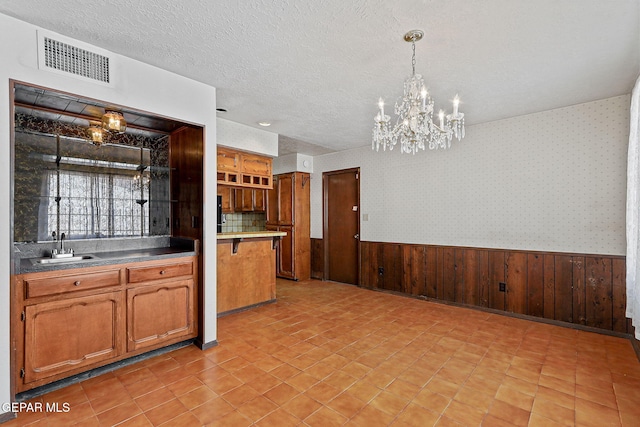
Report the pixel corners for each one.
[277,225,295,279]
[127,279,195,351]
[23,292,123,385]
[13,255,197,392]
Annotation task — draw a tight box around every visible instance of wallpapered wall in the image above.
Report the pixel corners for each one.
[311,95,630,255]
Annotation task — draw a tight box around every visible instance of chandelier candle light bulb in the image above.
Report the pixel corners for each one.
[372,29,466,153]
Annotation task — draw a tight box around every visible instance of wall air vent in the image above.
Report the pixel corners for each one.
[37,30,113,86]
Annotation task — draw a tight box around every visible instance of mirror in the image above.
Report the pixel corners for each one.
[12,83,184,242]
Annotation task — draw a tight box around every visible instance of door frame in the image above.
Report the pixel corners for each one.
[322,167,360,284]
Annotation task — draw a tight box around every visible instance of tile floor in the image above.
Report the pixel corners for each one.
[4,279,640,426]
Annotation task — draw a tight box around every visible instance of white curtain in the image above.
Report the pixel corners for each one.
[627,75,640,340]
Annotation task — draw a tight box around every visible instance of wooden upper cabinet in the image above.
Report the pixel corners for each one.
[217,148,240,172]
[254,190,266,212]
[266,177,279,224]
[216,147,272,189]
[241,154,271,176]
[233,188,266,212]
[234,189,254,212]
[218,186,234,213]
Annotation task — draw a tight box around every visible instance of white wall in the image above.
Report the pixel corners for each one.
[0,13,218,412]
[273,153,314,174]
[311,95,630,256]
[217,118,278,157]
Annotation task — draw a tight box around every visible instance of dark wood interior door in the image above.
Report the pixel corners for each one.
[324,168,359,285]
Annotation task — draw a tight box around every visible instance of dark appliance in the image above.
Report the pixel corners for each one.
[217,195,222,233]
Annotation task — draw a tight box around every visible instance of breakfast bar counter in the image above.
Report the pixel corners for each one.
[216,231,286,315]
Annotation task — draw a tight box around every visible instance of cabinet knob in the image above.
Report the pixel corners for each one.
[74,281,81,286]
[159,270,166,275]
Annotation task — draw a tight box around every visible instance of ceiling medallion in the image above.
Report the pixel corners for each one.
[373,29,466,154]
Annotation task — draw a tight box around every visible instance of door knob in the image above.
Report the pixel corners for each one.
[354,234,359,239]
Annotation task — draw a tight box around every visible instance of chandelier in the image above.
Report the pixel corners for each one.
[373,30,465,154]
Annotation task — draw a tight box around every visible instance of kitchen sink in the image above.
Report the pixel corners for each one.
[31,255,99,265]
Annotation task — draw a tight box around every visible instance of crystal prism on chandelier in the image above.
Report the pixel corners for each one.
[373,30,465,154]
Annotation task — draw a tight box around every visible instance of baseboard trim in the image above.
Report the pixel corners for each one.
[0,411,16,425]
[195,339,218,351]
[15,340,195,402]
[217,299,276,318]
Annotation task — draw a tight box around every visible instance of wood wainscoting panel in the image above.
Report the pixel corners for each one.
[585,257,613,330]
[505,252,527,315]
[359,241,628,335]
[527,253,544,317]
[612,258,627,333]
[311,238,324,280]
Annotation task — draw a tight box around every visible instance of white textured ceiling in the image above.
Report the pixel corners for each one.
[1,1,638,155]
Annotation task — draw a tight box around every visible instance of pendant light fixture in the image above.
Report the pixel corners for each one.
[102,110,127,134]
[372,30,466,154]
[87,121,105,146]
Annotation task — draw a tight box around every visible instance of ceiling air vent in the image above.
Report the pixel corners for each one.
[37,30,113,86]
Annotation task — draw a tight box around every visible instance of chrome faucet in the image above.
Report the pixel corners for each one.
[51,232,73,258]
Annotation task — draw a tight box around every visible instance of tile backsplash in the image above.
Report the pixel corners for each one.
[221,212,266,233]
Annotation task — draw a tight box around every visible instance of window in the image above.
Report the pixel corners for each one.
[46,169,149,239]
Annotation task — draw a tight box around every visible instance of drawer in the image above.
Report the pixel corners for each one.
[25,269,121,299]
[127,262,193,284]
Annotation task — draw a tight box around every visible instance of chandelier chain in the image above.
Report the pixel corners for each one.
[411,42,416,76]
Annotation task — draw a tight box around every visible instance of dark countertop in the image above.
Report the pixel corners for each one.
[217,231,287,240]
[14,237,198,275]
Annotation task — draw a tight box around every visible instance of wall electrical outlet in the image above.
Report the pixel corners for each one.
[499,282,506,292]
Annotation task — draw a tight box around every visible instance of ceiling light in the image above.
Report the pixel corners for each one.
[87,121,105,146]
[373,30,465,154]
[258,122,271,127]
[102,110,127,134]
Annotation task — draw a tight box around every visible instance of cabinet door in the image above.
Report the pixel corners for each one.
[277,225,295,279]
[266,177,279,224]
[218,186,234,213]
[127,279,195,352]
[278,173,294,225]
[217,148,240,172]
[234,189,254,212]
[241,153,271,176]
[254,189,266,212]
[23,292,123,384]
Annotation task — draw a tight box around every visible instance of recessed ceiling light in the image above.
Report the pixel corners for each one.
[258,121,271,127]
[216,108,227,113]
